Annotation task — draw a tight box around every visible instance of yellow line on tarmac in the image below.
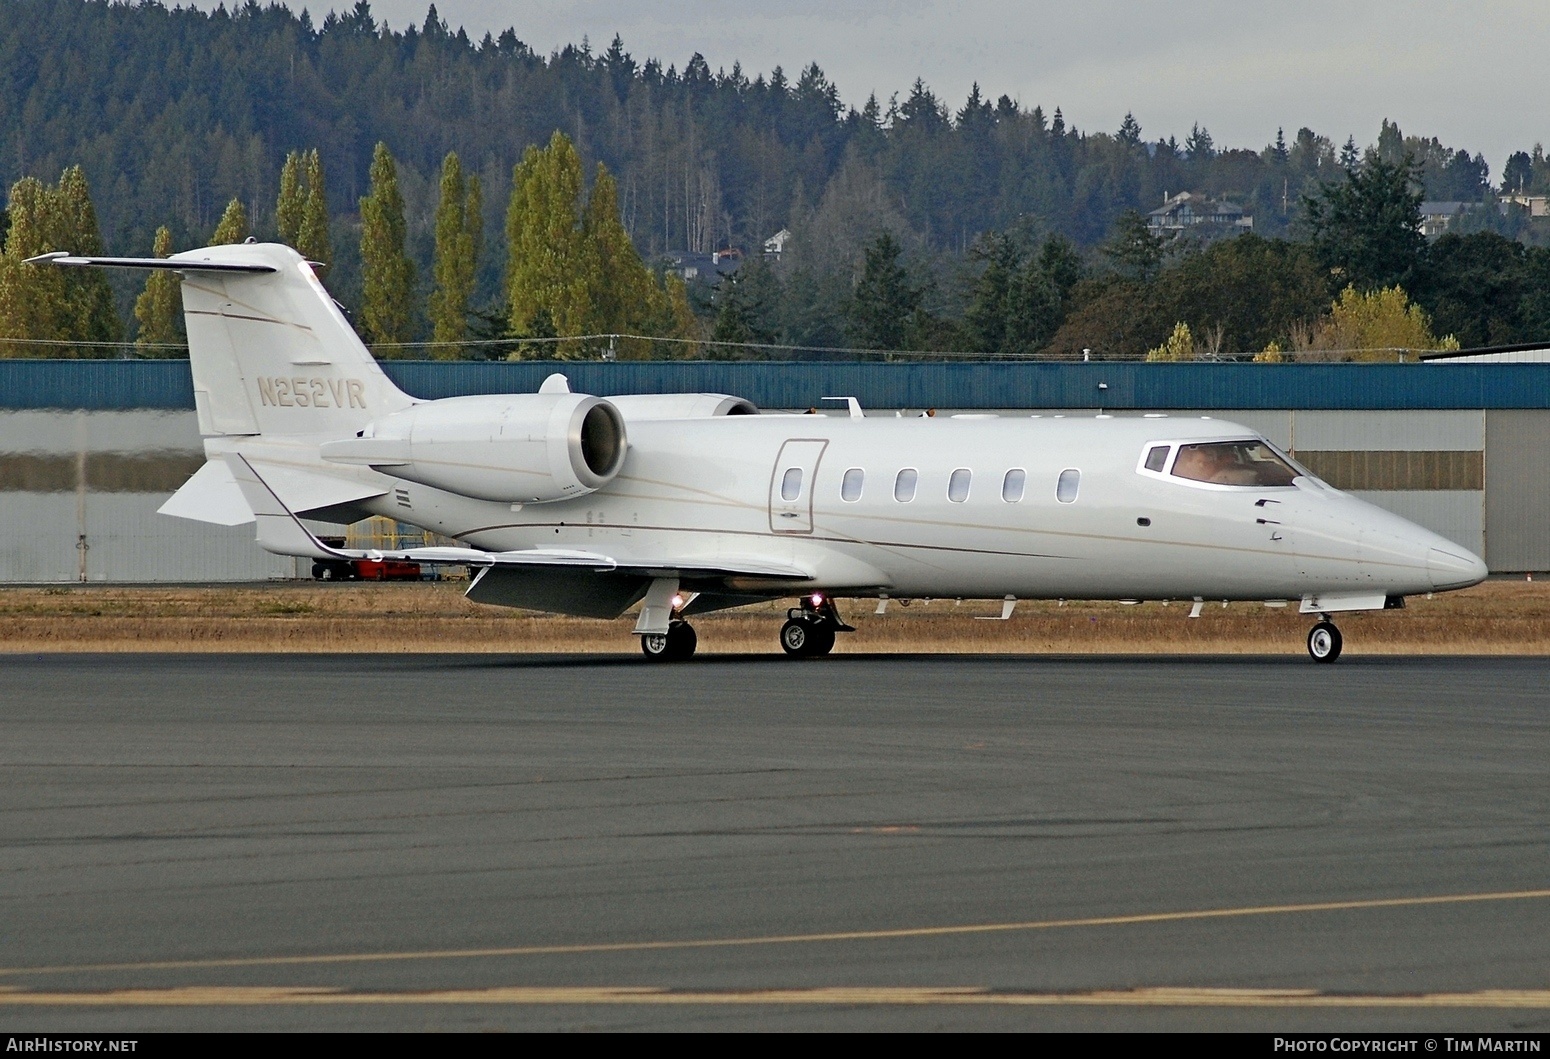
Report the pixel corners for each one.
[4,985,1550,1008]
[4,887,1549,979]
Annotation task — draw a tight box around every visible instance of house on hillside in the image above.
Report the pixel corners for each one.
[763,228,792,259]
[1147,192,1253,239]
[1419,201,1470,238]
[1502,193,1549,218]
[662,250,742,284]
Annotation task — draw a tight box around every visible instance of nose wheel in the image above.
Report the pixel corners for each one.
[641,619,697,661]
[1307,620,1343,663]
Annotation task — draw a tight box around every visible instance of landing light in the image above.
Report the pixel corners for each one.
[671,594,684,610]
[811,593,824,606]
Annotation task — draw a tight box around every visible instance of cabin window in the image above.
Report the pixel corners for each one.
[1144,445,1171,472]
[1171,441,1298,487]
[841,468,864,502]
[894,468,918,502]
[1056,468,1080,503]
[1002,468,1026,502]
[780,467,803,501]
[948,468,971,503]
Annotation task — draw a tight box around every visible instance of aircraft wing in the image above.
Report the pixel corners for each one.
[222,454,814,580]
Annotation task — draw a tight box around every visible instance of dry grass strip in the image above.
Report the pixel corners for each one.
[0,580,1546,655]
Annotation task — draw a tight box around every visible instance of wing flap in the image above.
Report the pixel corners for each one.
[617,556,814,580]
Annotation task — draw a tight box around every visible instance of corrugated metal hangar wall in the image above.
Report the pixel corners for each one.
[2,361,1546,581]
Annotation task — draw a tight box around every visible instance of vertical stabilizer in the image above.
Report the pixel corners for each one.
[170,243,413,437]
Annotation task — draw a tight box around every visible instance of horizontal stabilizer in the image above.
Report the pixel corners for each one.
[158,459,255,526]
[27,251,276,273]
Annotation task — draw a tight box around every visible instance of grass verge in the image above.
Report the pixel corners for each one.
[1,580,1546,655]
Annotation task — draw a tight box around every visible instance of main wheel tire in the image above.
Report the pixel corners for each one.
[780,618,813,656]
[641,620,697,661]
[807,623,836,656]
[666,620,697,660]
[1307,620,1343,663]
[780,619,834,658]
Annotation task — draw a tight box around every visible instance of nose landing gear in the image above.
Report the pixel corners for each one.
[1307,619,1343,663]
[779,595,855,658]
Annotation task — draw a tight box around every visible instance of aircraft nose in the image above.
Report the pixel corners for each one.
[1428,546,1488,591]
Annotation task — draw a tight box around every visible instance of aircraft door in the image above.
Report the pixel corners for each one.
[769,439,828,534]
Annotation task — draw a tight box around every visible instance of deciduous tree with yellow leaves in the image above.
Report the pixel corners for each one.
[0,166,121,357]
[505,131,696,359]
[133,226,181,351]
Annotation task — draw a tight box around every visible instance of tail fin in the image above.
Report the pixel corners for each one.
[174,243,413,437]
[33,243,413,437]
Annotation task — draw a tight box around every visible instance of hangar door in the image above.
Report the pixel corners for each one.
[1485,411,1550,571]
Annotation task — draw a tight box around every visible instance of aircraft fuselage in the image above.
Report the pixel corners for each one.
[225,412,1484,605]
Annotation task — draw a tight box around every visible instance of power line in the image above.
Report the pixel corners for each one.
[0,333,1456,362]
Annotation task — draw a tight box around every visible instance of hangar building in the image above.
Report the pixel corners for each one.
[1,360,1546,581]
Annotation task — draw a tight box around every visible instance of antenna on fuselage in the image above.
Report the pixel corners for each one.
[822,396,864,419]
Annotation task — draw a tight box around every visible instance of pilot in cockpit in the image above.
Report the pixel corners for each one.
[1172,441,1296,487]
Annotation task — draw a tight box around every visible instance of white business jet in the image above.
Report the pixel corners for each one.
[33,243,1488,662]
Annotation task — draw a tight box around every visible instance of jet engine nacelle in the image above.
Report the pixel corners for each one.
[320,393,627,503]
[606,393,758,420]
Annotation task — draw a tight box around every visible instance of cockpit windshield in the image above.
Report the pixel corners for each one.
[1170,441,1299,487]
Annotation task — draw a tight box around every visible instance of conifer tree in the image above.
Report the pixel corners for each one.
[358,142,414,348]
[210,198,249,245]
[298,149,331,266]
[276,151,305,247]
[849,232,921,351]
[133,226,181,351]
[429,151,481,357]
[1303,155,1424,291]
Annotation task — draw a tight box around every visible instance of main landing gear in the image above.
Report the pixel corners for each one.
[1306,618,1343,663]
[640,618,697,661]
[779,594,855,659]
[638,594,853,662]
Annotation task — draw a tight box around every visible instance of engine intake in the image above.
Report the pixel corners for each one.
[321,393,627,503]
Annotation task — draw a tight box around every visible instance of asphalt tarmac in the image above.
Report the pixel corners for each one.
[1,652,1548,1032]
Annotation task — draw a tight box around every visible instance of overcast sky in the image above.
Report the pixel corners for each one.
[285,0,1546,175]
